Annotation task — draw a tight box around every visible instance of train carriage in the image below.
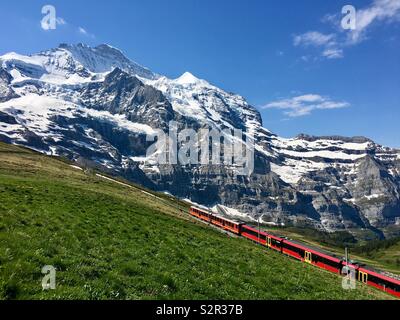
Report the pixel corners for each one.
[241,225,284,252]
[241,225,268,245]
[281,240,305,261]
[310,251,342,274]
[189,206,243,235]
[189,206,212,222]
[358,266,400,298]
[291,240,343,272]
[266,233,283,252]
[282,240,343,273]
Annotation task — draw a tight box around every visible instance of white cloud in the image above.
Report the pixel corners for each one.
[78,27,88,35]
[322,48,344,59]
[294,0,400,60]
[293,31,336,47]
[347,0,400,44]
[262,94,350,117]
[78,26,95,38]
[56,17,66,25]
[293,31,342,60]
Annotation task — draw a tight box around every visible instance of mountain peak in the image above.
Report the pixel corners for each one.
[55,43,157,79]
[175,71,202,85]
[95,43,123,52]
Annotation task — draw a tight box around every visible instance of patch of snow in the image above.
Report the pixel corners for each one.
[0,94,76,137]
[364,194,385,200]
[175,72,204,85]
[213,204,256,222]
[270,159,328,184]
[70,165,83,171]
[278,148,366,161]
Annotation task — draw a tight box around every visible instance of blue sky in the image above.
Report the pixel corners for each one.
[0,0,399,147]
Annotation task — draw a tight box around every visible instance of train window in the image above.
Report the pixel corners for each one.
[283,242,304,256]
[368,274,399,292]
[243,227,258,238]
[318,256,341,269]
[271,238,281,247]
[243,227,266,240]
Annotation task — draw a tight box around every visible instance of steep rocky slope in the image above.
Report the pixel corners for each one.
[0,43,399,236]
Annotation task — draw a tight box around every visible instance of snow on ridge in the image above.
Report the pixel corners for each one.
[70,165,83,171]
[343,194,386,204]
[0,94,75,133]
[1,50,95,85]
[271,135,372,152]
[81,108,157,135]
[0,93,157,140]
[364,194,385,200]
[1,43,157,86]
[57,43,157,79]
[212,204,258,222]
[277,148,366,161]
[0,52,44,67]
[270,159,328,184]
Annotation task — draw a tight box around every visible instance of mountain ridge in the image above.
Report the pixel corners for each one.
[0,43,399,237]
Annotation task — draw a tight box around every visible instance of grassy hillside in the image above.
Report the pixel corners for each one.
[352,238,400,270]
[0,142,393,300]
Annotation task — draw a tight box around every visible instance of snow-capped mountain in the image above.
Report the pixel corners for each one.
[1,43,399,237]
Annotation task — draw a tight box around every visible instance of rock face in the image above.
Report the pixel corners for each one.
[0,68,19,102]
[79,68,175,129]
[0,43,399,237]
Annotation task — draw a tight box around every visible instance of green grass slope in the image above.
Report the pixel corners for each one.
[0,142,393,300]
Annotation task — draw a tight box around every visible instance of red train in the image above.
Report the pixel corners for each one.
[189,206,400,298]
